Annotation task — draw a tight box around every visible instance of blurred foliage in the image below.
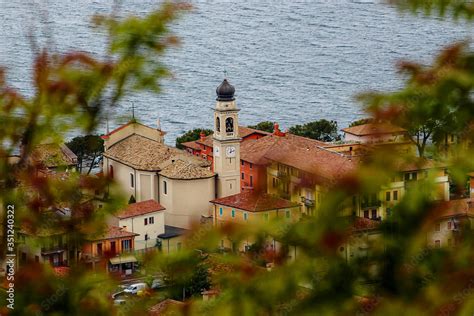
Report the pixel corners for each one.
[288,119,341,142]
[5,1,474,316]
[0,2,189,315]
[247,121,275,133]
[175,128,212,149]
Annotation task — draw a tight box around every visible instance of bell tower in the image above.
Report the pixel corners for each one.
[213,78,241,198]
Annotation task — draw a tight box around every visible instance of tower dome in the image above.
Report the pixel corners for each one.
[216,79,235,101]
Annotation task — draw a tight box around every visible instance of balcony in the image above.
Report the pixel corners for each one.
[301,197,315,207]
[41,245,67,255]
[360,200,381,209]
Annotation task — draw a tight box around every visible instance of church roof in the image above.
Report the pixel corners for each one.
[103,134,213,179]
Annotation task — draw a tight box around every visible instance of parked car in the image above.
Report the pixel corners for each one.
[123,283,148,295]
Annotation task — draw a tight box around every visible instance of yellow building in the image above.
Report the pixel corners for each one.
[211,191,300,252]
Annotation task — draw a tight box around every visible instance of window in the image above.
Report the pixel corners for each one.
[371,209,377,219]
[250,176,253,187]
[109,165,114,179]
[216,117,220,132]
[272,178,276,188]
[250,163,253,169]
[130,173,134,188]
[244,212,248,220]
[386,191,391,202]
[121,239,131,252]
[241,160,244,166]
[448,221,452,230]
[364,210,369,218]
[225,117,234,133]
[231,209,235,218]
[412,172,417,180]
[286,210,291,219]
[241,173,244,180]
[435,240,440,248]
[144,218,148,226]
[163,180,167,195]
[404,173,410,181]
[435,222,440,231]
[219,208,223,216]
[393,190,398,201]
[145,234,149,241]
[149,216,154,224]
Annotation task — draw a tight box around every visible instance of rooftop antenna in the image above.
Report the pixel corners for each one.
[131,102,135,120]
[106,114,110,134]
[224,69,227,79]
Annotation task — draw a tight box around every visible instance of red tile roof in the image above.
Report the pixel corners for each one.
[341,123,406,136]
[436,198,474,219]
[53,266,70,277]
[87,226,139,241]
[210,191,299,212]
[117,200,165,219]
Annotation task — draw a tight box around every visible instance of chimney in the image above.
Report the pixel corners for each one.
[200,131,206,142]
[156,119,161,131]
[273,122,286,137]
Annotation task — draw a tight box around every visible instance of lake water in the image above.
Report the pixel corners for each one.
[0,0,472,143]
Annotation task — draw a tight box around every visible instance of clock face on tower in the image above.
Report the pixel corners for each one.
[226,146,236,158]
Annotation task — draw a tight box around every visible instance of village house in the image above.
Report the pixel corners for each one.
[429,198,474,248]
[211,190,300,252]
[81,225,139,275]
[108,199,166,251]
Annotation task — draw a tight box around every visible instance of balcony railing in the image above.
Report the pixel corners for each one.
[41,245,67,254]
[360,200,382,209]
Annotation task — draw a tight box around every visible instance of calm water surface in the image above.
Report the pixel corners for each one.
[0,0,472,143]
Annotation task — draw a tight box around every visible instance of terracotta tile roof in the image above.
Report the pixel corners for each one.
[436,198,474,219]
[181,140,201,150]
[87,225,138,241]
[148,299,184,316]
[262,134,358,182]
[160,158,214,179]
[104,134,179,171]
[31,143,77,168]
[210,191,299,212]
[103,134,212,179]
[117,200,165,219]
[341,123,407,136]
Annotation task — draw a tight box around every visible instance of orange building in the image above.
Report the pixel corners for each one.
[81,225,139,275]
[182,126,269,190]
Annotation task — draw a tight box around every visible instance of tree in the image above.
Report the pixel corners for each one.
[66,135,103,174]
[175,128,212,149]
[288,119,341,142]
[248,121,274,133]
